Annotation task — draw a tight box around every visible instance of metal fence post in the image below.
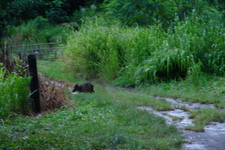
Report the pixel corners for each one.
[28,55,41,113]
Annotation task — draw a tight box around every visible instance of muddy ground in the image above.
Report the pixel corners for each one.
[138,97,225,150]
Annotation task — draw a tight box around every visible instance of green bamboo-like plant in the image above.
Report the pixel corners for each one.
[0,68,30,119]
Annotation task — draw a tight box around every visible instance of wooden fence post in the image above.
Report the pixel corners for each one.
[28,55,41,113]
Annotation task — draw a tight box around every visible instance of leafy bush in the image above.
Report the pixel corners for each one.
[4,0,45,24]
[102,0,160,26]
[7,19,72,43]
[101,0,208,28]
[38,24,71,43]
[45,0,69,24]
[7,20,39,42]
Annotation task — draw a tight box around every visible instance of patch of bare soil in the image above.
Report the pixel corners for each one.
[138,97,225,150]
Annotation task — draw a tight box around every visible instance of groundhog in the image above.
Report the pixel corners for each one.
[72,82,94,93]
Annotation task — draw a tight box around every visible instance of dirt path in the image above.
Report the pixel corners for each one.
[138,97,225,150]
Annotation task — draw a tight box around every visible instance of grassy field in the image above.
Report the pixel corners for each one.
[39,59,225,132]
[0,60,184,150]
[1,86,184,150]
[1,59,225,149]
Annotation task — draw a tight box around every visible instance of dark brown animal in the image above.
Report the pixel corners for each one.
[72,83,94,93]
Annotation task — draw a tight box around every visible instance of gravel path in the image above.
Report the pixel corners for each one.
[138,97,225,150]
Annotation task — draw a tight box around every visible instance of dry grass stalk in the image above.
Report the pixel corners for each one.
[38,73,70,112]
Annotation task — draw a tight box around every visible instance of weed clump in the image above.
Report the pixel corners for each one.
[38,73,70,112]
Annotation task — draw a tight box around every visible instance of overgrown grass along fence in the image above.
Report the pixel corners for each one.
[0,41,68,120]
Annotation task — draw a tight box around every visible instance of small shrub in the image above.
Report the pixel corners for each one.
[7,20,38,42]
[38,25,71,43]
[7,19,72,43]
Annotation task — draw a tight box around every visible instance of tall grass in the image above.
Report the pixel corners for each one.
[62,13,225,86]
[0,67,31,119]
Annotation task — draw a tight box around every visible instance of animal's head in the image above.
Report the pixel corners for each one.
[72,84,80,92]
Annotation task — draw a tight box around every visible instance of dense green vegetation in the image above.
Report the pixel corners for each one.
[0,61,184,150]
[3,0,224,86]
[62,13,225,86]
[1,0,225,149]
[0,65,30,119]
[37,60,225,132]
[0,94,183,149]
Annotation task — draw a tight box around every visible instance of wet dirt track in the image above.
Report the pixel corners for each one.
[138,97,225,150]
[182,123,225,150]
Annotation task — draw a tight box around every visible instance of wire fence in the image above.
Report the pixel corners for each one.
[0,41,65,114]
[6,42,62,60]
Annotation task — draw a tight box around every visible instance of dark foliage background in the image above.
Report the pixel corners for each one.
[0,0,105,38]
[1,0,225,39]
